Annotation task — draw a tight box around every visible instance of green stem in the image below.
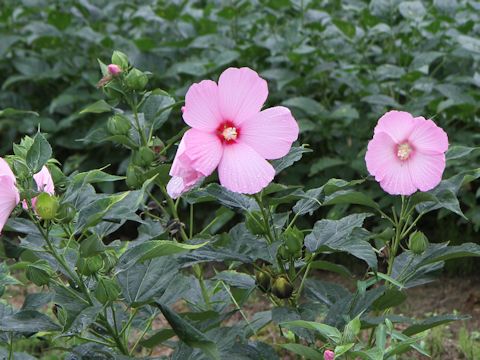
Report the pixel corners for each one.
[158,185,188,242]
[130,312,157,355]
[8,332,13,360]
[189,203,194,239]
[253,193,275,244]
[295,260,313,303]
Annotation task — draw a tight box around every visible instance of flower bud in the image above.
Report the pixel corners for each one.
[408,231,428,255]
[324,350,335,360]
[255,269,272,292]
[283,227,304,257]
[26,261,52,286]
[107,114,131,136]
[95,277,120,304]
[125,68,148,91]
[107,64,122,76]
[126,164,144,189]
[77,255,103,276]
[272,276,293,299]
[35,193,59,220]
[111,50,129,70]
[133,146,155,167]
[245,211,265,235]
[56,203,76,223]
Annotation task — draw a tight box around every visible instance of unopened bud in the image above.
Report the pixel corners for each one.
[133,146,155,167]
[324,350,335,360]
[77,255,103,276]
[255,269,271,292]
[284,227,304,257]
[107,114,131,136]
[111,50,129,70]
[272,276,293,299]
[35,193,59,220]
[126,164,144,189]
[107,64,122,76]
[408,231,428,255]
[125,68,148,91]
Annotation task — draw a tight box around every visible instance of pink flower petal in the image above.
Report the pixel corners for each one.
[183,129,223,176]
[379,160,417,195]
[365,132,398,182]
[239,106,299,160]
[34,166,55,194]
[0,158,16,183]
[183,80,223,131]
[218,142,275,194]
[374,110,415,143]
[324,350,335,360]
[408,117,449,154]
[218,67,268,125]
[409,151,445,192]
[167,176,195,199]
[0,176,20,234]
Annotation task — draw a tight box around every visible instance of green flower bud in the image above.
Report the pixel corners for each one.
[35,193,59,220]
[255,269,272,292]
[133,146,155,167]
[126,164,144,189]
[95,277,120,304]
[111,50,129,70]
[26,261,52,286]
[245,211,265,235]
[107,114,131,136]
[56,203,76,223]
[77,255,103,276]
[272,276,294,299]
[284,227,304,256]
[125,68,148,91]
[408,231,428,255]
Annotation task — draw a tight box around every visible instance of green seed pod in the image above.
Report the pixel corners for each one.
[408,231,428,255]
[126,164,144,189]
[255,269,272,292]
[95,277,121,304]
[133,146,155,167]
[283,227,304,256]
[26,261,52,286]
[56,203,76,223]
[77,255,103,276]
[107,114,131,136]
[245,211,265,235]
[111,50,129,70]
[35,193,59,220]
[272,276,294,299]
[125,68,148,91]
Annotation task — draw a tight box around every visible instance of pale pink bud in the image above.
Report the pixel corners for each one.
[181,106,186,113]
[107,64,122,76]
[324,350,335,360]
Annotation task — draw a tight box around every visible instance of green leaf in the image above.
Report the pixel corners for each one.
[282,97,325,116]
[0,108,38,118]
[281,320,342,344]
[280,343,323,360]
[0,310,61,332]
[446,145,478,161]
[323,190,379,209]
[73,169,125,184]
[214,270,255,289]
[118,257,179,306]
[79,100,112,114]
[157,303,220,360]
[272,146,312,174]
[361,95,400,107]
[305,214,377,269]
[333,18,356,38]
[140,89,176,130]
[310,260,353,278]
[403,314,470,336]
[117,240,208,271]
[199,183,258,211]
[140,328,176,348]
[26,132,52,173]
[399,1,426,19]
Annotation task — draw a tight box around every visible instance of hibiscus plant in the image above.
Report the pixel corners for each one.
[1,51,480,360]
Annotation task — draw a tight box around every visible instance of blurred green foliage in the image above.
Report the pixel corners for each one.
[1,0,479,269]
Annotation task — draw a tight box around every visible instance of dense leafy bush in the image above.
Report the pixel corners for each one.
[1,1,480,359]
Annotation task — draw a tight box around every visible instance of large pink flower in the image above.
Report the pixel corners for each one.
[22,166,55,210]
[0,158,20,233]
[365,111,448,196]
[167,67,299,198]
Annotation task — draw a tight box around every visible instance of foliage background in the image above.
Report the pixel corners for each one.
[1,0,479,271]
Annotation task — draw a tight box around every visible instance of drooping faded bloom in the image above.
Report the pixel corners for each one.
[365,111,448,196]
[22,166,55,210]
[167,67,299,198]
[324,350,335,360]
[0,158,20,233]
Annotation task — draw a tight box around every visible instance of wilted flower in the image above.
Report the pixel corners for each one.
[167,67,299,198]
[107,64,122,76]
[365,111,448,196]
[324,350,335,360]
[0,158,19,233]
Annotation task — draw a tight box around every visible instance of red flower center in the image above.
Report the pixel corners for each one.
[217,121,240,144]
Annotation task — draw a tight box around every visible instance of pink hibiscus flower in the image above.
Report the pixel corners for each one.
[167,67,299,198]
[0,158,20,233]
[22,166,55,210]
[324,350,335,360]
[365,111,448,196]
